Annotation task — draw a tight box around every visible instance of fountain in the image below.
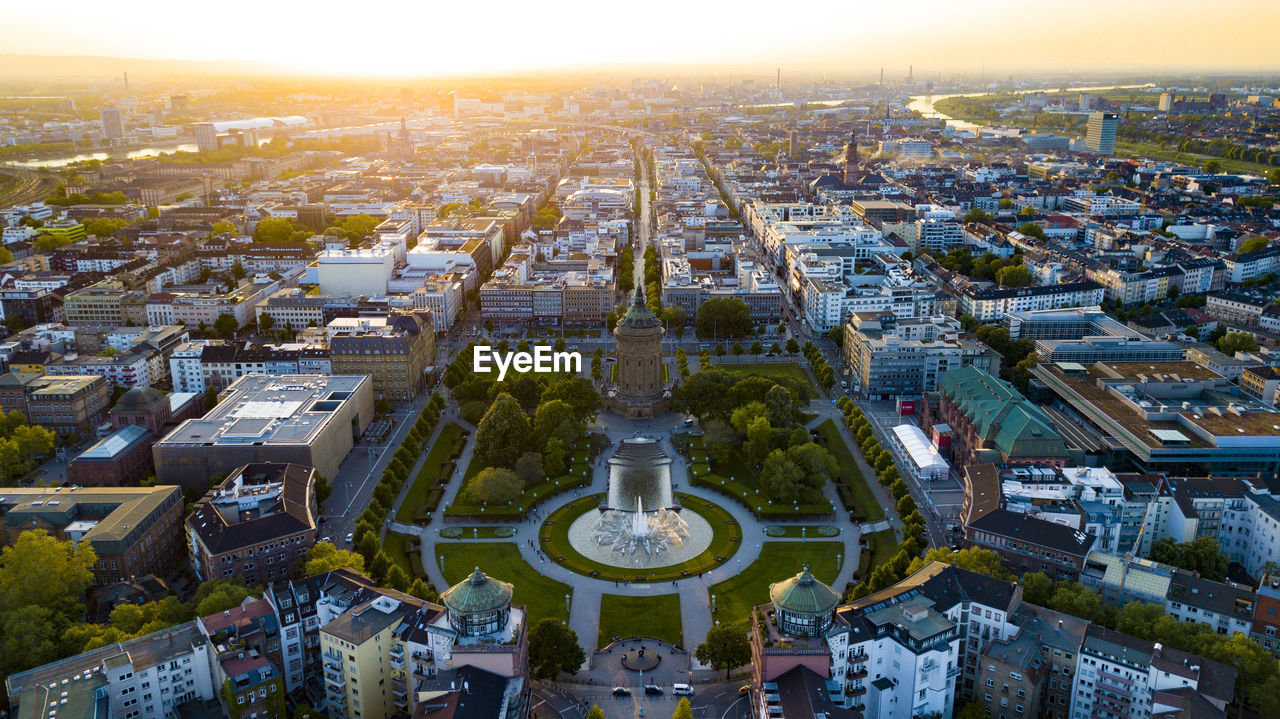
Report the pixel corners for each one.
[565,438,713,568]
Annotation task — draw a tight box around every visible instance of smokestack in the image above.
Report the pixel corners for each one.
[880,68,884,88]
[123,72,129,91]
[776,68,780,90]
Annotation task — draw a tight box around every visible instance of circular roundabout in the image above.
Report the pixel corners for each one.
[539,492,741,582]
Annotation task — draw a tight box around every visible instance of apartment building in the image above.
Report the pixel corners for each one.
[328,311,434,401]
[186,463,318,586]
[256,288,329,331]
[63,280,149,326]
[5,622,217,719]
[23,374,111,435]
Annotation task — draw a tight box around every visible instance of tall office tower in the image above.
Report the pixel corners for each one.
[194,122,219,152]
[100,107,123,140]
[1085,112,1118,154]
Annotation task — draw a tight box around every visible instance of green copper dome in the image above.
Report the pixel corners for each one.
[769,568,840,616]
[441,568,514,615]
[617,283,663,331]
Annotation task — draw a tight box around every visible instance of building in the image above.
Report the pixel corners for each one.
[842,313,1002,400]
[0,485,185,586]
[67,424,155,485]
[152,374,374,489]
[1069,625,1234,719]
[195,122,219,152]
[1084,112,1118,154]
[5,622,217,719]
[922,366,1069,471]
[23,374,111,435]
[186,463,317,586]
[964,509,1097,580]
[1032,360,1280,477]
[604,286,670,418]
[959,282,1107,323]
[100,107,124,140]
[329,312,435,401]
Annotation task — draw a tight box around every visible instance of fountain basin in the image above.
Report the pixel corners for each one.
[566,505,714,569]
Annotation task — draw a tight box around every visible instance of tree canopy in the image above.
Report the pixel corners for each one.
[695,623,752,679]
[528,618,586,679]
[694,297,753,339]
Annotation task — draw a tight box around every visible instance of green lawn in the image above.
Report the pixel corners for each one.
[709,542,843,626]
[814,419,885,522]
[857,530,897,582]
[435,542,570,625]
[710,361,817,396]
[446,438,592,519]
[382,531,422,579]
[438,526,516,539]
[395,423,464,523]
[763,525,841,538]
[598,593,683,648]
[540,493,741,582]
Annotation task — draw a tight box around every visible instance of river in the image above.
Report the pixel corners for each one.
[906,83,1155,131]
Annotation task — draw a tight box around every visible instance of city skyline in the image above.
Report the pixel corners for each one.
[2,0,1279,78]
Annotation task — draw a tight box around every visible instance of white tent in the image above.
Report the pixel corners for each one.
[891,424,950,481]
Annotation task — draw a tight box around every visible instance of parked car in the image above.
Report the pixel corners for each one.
[673,683,693,696]
[644,685,663,695]
[345,532,354,543]
[612,687,631,697]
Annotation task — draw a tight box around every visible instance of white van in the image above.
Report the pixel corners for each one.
[672,683,693,696]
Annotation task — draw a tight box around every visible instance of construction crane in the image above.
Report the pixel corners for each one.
[1114,472,1170,604]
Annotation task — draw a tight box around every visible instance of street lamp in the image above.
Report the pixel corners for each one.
[711,593,716,613]
[565,594,571,615]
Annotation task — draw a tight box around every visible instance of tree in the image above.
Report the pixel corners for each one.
[1016,222,1047,240]
[1019,571,1055,606]
[1019,206,1037,216]
[996,264,1033,288]
[729,401,768,433]
[0,531,96,620]
[1149,536,1229,581]
[534,399,584,449]
[213,312,239,340]
[785,338,799,355]
[528,618,585,679]
[543,436,568,477]
[211,220,236,237]
[672,698,694,719]
[1204,159,1222,174]
[540,377,600,421]
[194,578,257,617]
[230,261,247,281]
[204,385,220,410]
[304,541,366,576]
[905,547,1014,581]
[955,703,987,719]
[586,707,605,719]
[743,416,773,469]
[514,451,545,487]
[1116,601,1166,639]
[258,312,275,333]
[962,208,993,224]
[467,467,522,504]
[750,340,763,357]
[764,385,795,427]
[695,623,751,679]
[253,216,309,243]
[1238,236,1270,254]
[474,394,531,468]
[695,297,753,338]
[1215,331,1259,357]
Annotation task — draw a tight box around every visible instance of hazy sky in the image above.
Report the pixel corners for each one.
[4,0,1278,77]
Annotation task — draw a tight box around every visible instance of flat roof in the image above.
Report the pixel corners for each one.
[74,425,152,461]
[155,374,368,448]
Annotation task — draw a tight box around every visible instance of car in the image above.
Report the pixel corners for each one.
[612,687,631,696]
[673,683,693,696]
[345,532,354,543]
[320,536,332,543]
[644,685,663,695]
[738,686,751,696]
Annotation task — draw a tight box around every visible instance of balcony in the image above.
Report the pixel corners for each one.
[846,686,867,698]
[849,653,868,664]
[947,667,961,679]
[324,671,346,689]
[412,650,433,662]
[846,668,868,680]
[390,645,404,660]
[390,656,405,670]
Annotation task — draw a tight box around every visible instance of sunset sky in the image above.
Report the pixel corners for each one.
[3,0,1278,77]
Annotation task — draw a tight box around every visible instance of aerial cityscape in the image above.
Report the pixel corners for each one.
[2,3,1280,719]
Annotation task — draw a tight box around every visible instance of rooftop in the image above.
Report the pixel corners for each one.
[155,374,369,448]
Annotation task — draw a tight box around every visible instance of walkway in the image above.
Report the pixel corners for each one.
[400,396,867,672]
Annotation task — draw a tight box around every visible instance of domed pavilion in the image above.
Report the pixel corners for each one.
[768,567,841,637]
[440,568,514,638]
